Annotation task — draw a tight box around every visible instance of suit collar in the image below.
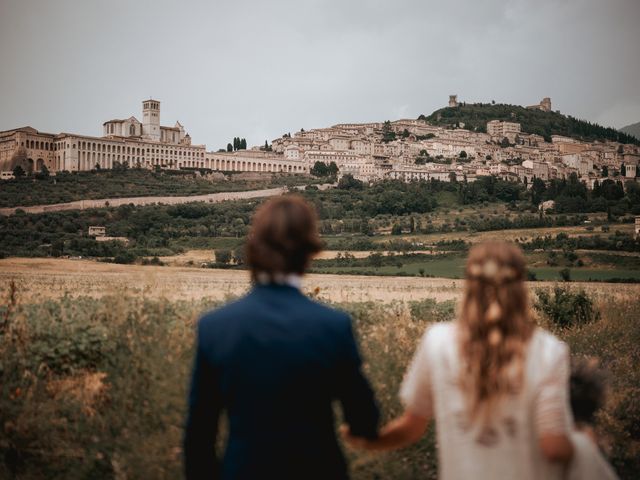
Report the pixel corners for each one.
[255,272,302,290]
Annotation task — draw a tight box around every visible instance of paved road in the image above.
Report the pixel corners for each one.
[0,184,334,216]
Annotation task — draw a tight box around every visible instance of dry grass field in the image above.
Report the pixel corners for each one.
[159,249,444,266]
[0,257,462,304]
[1,257,638,305]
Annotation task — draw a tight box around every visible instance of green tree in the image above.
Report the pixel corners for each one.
[337,174,364,190]
[500,137,510,148]
[36,164,50,179]
[215,249,232,264]
[360,219,372,235]
[227,143,233,152]
[459,150,467,159]
[602,165,608,177]
[621,163,626,177]
[13,165,25,178]
[531,177,546,205]
[240,138,247,150]
[369,252,383,268]
[391,223,403,235]
[310,161,329,177]
[382,121,396,143]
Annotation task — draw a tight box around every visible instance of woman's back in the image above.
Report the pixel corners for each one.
[400,322,571,480]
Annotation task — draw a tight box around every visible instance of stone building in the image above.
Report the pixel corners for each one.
[449,95,459,108]
[0,99,309,175]
[487,120,521,142]
[527,97,552,112]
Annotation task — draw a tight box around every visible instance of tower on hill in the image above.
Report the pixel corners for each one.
[449,95,459,108]
[142,99,161,141]
[527,97,552,112]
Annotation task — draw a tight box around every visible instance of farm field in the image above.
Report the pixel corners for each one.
[2,257,639,304]
[371,223,636,245]
[0,258,463,304]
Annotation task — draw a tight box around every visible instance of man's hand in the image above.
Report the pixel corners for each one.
[339,424,370,449]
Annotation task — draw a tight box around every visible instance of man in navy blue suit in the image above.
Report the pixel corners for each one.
[184,195,380,480]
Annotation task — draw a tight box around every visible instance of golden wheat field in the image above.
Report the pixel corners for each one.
[1,257,638,305]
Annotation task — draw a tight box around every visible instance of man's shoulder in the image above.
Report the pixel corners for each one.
[197,294,254,333]
[304,297,350,321]
[198,291,350,331]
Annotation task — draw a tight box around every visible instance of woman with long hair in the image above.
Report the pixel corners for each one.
[344,241,574,479]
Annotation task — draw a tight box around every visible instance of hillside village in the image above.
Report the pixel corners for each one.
[271,96,640,188]
[1,96,639,189]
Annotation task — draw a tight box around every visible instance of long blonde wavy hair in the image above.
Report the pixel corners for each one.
[458,241,534,424]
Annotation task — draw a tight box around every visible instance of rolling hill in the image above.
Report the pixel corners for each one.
[620,121,640,141]
[419,103,640,145]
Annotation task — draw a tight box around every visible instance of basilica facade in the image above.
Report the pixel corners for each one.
[0,100,307,175]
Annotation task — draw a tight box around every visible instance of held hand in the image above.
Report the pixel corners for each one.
[339,424,371,449]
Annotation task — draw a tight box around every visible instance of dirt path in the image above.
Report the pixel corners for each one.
[1,258,637,305]
[0,186,287,216]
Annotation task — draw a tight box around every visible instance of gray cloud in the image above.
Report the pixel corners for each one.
[1,0,638,150]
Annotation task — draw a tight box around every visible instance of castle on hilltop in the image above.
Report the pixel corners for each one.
[448,95,551,112]
[527,97,552,112]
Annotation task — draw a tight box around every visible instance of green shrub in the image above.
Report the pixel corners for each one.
[215,249,232,264]
[113,251,137,264]
[535,286,600,328]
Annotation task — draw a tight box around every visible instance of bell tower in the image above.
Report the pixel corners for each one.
[142,99,161,141]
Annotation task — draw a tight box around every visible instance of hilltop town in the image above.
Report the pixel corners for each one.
[1,96,639,188]
[271,96,640,187]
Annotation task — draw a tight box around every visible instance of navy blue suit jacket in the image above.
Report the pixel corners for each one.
[184,283,380,480]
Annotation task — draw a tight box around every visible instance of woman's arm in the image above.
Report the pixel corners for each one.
[539,433,574,463]
[343,409,430,451]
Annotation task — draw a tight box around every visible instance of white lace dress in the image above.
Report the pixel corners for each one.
[400,322,573,480]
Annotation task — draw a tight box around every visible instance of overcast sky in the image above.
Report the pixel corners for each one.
[1,0,638,149]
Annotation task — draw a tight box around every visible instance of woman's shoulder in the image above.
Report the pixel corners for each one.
[418,322,457,357]
[529,328,569,365]
[423,321,456,341]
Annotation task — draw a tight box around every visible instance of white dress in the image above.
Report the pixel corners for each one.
[568,431,619,480]
[400,322,573,480]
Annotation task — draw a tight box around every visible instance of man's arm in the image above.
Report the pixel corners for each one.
[184,324,223,480]
[335,316,380,439]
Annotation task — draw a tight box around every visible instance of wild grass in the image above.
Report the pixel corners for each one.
[0,288,637,479]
